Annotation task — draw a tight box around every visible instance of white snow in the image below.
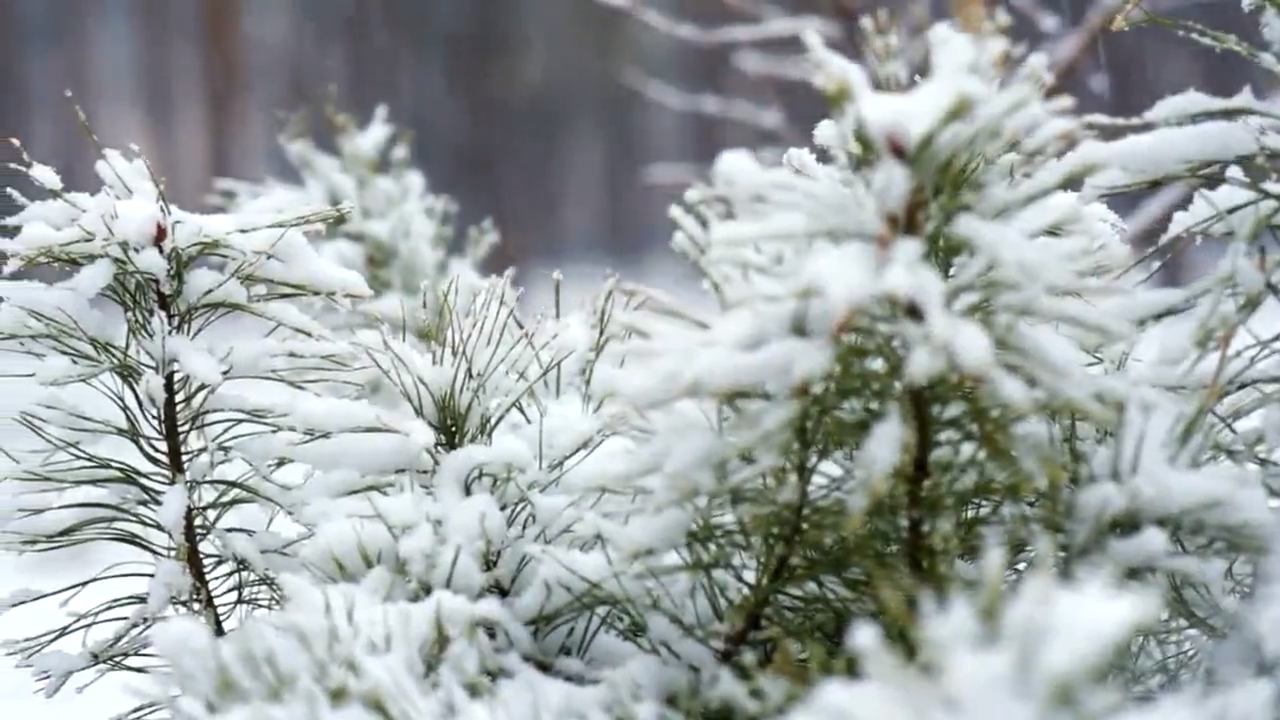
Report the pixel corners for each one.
[0,371,134,717]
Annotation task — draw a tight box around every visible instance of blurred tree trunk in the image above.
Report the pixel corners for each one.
[202,0,244,180]
[438,0,532,273]
[0,0,22,230]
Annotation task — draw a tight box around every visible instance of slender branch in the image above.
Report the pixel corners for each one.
[152,221,226,638]
[620,67,789,134]
[716,413,816,665]
[1045,0,1134,94]
[593,0,840,46]
[729,47,813,83]
[905,386,932,604]
[1008,0,1067,33]
[1123,180,1198,251]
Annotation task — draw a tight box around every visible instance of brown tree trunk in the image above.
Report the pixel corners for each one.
[202,0,244,180]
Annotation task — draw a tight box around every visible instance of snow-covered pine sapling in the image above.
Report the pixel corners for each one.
[210,105,523,423]
[144,268,671,717]
[0,135,370,710]
[210,103,496,324]
[1056,0,1280,691]
[576,18,1275,715]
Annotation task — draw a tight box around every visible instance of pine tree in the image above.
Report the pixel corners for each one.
[0,130,371,717]
[581,18,1276,713]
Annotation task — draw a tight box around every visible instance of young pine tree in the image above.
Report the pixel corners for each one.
[0,134,372,717]
[582,18,1276,715]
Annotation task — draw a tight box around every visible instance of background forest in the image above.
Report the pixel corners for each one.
[0,0,1267,281]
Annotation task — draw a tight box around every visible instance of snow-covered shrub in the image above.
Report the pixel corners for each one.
[210,104,510,411]
[210,104,496,325]
[7,6,1280,720]
[150,271,667,718]
[0,138,372,714]
[580,20,1280,712]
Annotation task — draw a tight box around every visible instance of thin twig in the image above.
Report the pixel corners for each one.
[620,68,789,135]
[1045,0,1134,94]
[1008,0,1067,34]
[1123,180,1198,251]
[594,0,841,46]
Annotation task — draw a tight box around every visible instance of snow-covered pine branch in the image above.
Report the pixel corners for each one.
[0,135,371,714]
[149,249,670,718]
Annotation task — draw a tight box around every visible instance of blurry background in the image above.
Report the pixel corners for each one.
[0,0,1268,285]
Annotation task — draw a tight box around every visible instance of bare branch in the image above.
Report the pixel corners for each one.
[594,0,842,46]
[1008,0,1067,34]
[620,67,789,135]
[719,0,791,20]
[639,161,708,189]
[1045,0,1135,93]
[730,47,813,83]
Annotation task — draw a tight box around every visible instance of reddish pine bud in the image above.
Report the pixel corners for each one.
[884,131,910,161]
